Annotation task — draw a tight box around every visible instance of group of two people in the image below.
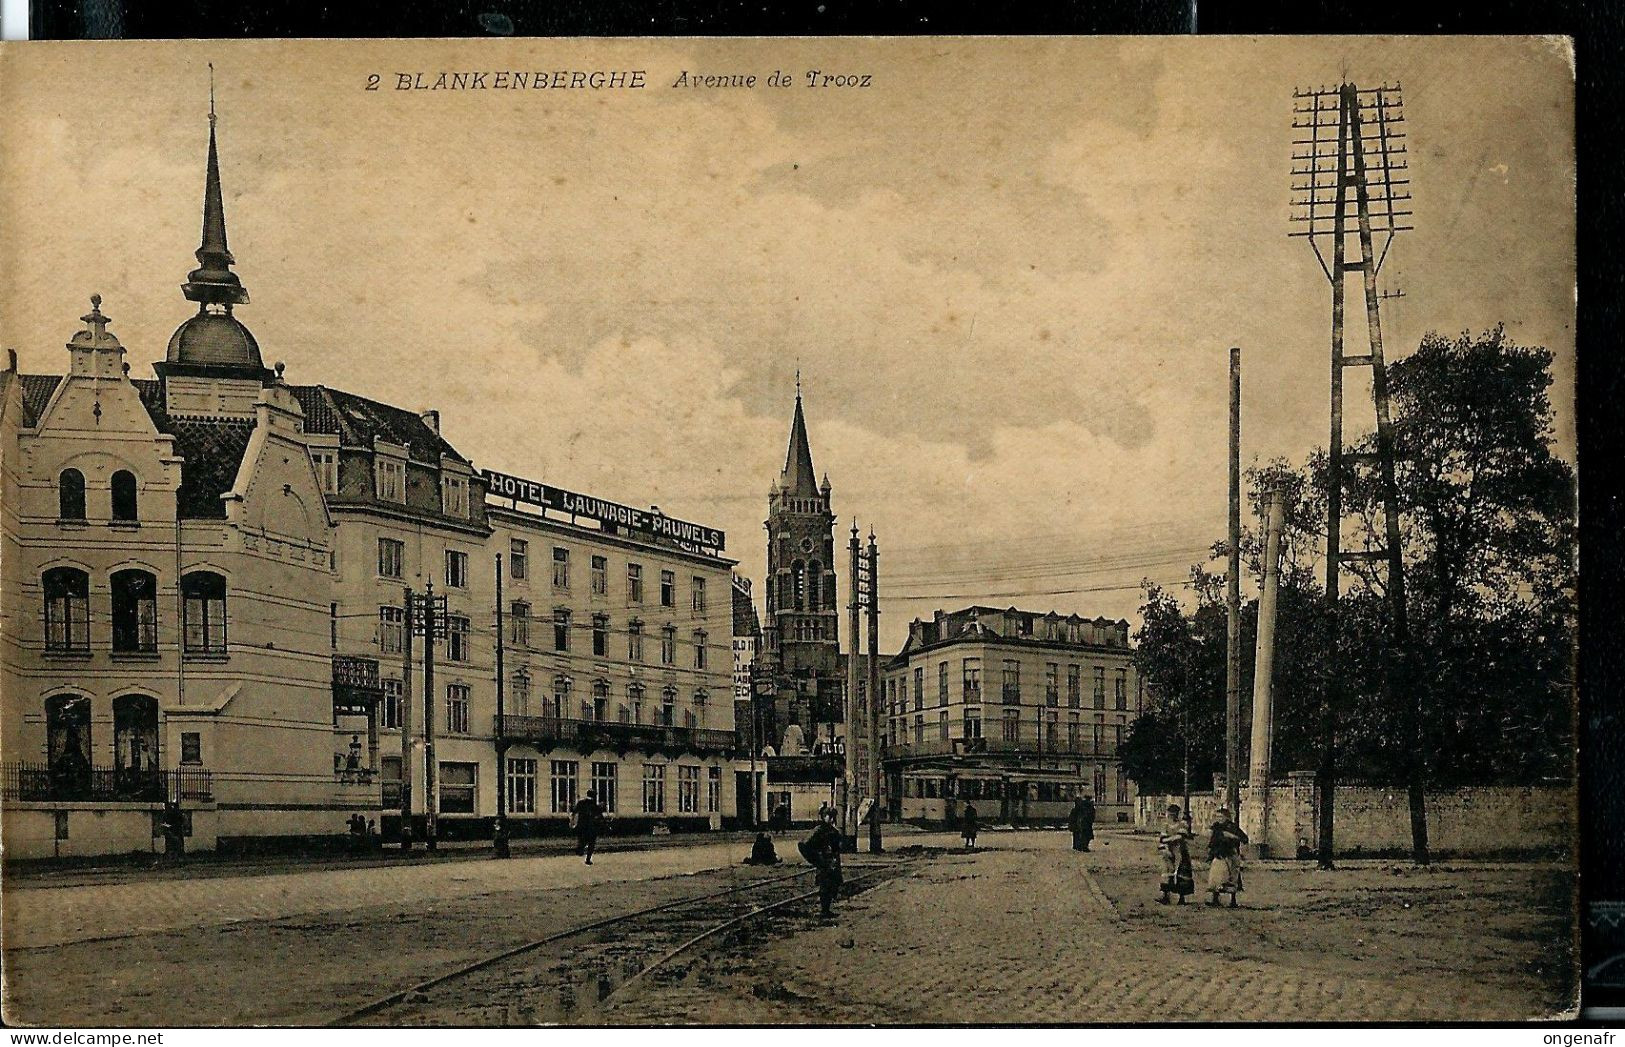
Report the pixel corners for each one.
[956,796,1098,852]
[1157,803,1249,908]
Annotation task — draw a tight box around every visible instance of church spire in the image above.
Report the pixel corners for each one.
[182,64,249,309]
[780,379,819,498]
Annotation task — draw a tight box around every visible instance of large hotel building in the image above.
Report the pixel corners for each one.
[0,98,736,859]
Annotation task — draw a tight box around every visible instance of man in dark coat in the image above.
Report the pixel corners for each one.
[961,803,979,851]
[1070,796,1096,851]
[799,808,844,917]
[572,790,603,865]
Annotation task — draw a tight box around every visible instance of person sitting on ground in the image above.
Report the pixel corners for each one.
[745,831,781,866]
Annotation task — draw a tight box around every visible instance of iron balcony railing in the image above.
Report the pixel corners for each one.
[496,714,736,755]
[1,762,213,803]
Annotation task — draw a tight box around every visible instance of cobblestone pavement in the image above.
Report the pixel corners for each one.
[614,828,1578,1023]
[2,838,757,950]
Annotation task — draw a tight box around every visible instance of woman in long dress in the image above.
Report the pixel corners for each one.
[1206,805,1250,908]
[1157,804,1195,904]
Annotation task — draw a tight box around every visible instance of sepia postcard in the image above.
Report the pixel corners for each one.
[0,35,1582,1027]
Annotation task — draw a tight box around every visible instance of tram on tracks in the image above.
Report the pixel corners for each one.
[894,765,1097,826]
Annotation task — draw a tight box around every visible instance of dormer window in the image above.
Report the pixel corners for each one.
[443,474,468,517]
[376,457,405,502]
[310,450,338,495]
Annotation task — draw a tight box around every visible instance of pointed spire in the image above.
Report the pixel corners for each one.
[780,379,818,498]
[183,64,249,308]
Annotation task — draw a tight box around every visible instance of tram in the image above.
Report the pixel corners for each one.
[895,765,1096,826]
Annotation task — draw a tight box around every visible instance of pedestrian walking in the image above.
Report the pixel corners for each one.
[572,790,603,865]
[1157,803,1195,904]
[799,807,844,918]
[1205,805,1249,908]
[961,802,979,851]
[1070,795,1096,851]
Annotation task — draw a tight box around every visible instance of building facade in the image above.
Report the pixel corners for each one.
[1,95,738,859]
[882,606,1143,826]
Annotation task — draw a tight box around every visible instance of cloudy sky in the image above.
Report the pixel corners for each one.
[0,37,1574,651]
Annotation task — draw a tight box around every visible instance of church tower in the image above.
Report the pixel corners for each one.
[761,379,842,741]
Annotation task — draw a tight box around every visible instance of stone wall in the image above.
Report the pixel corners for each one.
[1137,774,1574,859]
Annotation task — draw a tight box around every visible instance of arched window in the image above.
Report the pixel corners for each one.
[807,560,822,610]
[182,572,228,653]
[45,694,92,796]
[42,567,90,653]
[58,469,86,520]
[113,694,160,784]
[111,470,138,522]
[111,569,158,653]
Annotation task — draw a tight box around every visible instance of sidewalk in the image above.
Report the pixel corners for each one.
[614,828,1578,1023]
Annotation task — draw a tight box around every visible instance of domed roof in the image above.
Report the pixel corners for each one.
[166,311,263,370]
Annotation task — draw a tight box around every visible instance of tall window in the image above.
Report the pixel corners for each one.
[550,760,579,813]
[110,569,157,653]
[1117,766,1131,805]
[511,668,531,715]
[964,708,982,740]
[442,475,468,517]
[914,715,926,746]
[661,625,676,665]
[591,761,618,813]
[378,538,404,579]
[661,570,675,607]
[58,469,86,520]
[510,601,530,647]
[642,763,666,813]
[693,630,708,669]
[1002,707,1020,743]
[42,567,90,653]
[376,458,405,502]
[1094,714,1105,750]
[627,619,644,662]
[628,683,645,723]
[627,563,644,603]
[110,470,138,522]
[1068,713,1081,748]
[677,765,701,813]
[46,694,92,784]
[553,609,571,652]
[591,555,608,595]
[913,668,924,710]
[113,694,159,776]
[509,539,528,581]
[963,658,981,701]
[310,450,338,495]
[439,762,477,814]
[661,687,676,727]
[707,766,722,813]
[552,547,570,589]
[1045,663,1060,707]
[445,549,468,589]
[1094,666,1106,708]
[507,757,538,814]
[553,676,571,718]
[939,662,949,706]
[181,571,228,653]
[1115,669,1128,710]
[382,678,403,729]
[446,615,470,662]
[1001,660,1021,704]
[591,614,609,657]
[692,577,707,613]
[592,680,610,721]
[445,683,470,734]
[1068,665,1082,707]
[379,606,405,653]
[939,710,950,740]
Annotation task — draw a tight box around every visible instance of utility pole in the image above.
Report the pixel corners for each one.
[1291,81,1422,866]
[1226,346,1243,822]
[418,580,445,851]
[845,522,862,845]
[1248,488,1286,854]
[400,587,414,852]
[493,556,510,858]
[865,528,882,853]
